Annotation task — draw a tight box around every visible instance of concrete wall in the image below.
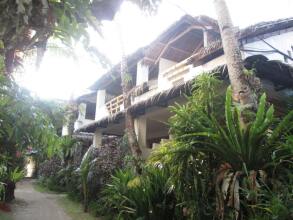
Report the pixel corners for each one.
[158,58,177,90]
[134,117,151,158]
[242,29,293,64]
[74,103,95,130]
[95,90,109,121]
[136,60,149,86]
[186,55,227,81]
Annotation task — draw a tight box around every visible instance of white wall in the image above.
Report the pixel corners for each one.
[95,90,109,121]
[242,30,293,64]
[136,60,149,86]
[74,103,94,130]
[186,55,227,81]
[158,58,177,90]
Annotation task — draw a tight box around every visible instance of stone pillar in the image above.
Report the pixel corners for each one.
[134,117,150,158]
[93,129,102,147]
[95,90,107,120]
[136,60,149,86]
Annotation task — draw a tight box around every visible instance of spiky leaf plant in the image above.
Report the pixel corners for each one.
[151,74,293,219]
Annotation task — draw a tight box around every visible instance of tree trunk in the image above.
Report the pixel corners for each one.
[4,48,15,76]
[120,55,142,159]
[117,21,142,167]
[213,0,257,109]
[66,99,78,136]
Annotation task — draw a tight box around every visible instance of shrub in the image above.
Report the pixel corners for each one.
[97,165,176,220]
[150,74,293,219]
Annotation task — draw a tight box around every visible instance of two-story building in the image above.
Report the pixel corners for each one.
[73,15,293,158]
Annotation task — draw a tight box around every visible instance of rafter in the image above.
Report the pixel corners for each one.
[154,25,205,65]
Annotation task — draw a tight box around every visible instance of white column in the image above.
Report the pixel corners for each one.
[136,60,149,86]
[158,58,177,90]
[95,90,108,120]
[203,29,208,47]
[78,103,87,120]
[93,129,102,147]
[134,117,150,158]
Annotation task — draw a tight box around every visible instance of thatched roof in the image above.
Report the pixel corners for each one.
[142,15,220,64]
[76,56,293,133]
[89,48,146,90]
[240,17,293,39]
[89,15,219,90]
[89,16,293,91]
[76,80,192,133]
[72,132,94,141]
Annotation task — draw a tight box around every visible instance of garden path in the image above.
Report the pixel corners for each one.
[11,179,71,220]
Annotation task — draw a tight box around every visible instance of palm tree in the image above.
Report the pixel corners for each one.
[116,20,142,169]
[213,0,257,110]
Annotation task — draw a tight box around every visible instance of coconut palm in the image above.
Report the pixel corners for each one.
[213,0,258,111]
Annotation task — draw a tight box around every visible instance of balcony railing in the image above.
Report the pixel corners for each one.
[105,94,124,115]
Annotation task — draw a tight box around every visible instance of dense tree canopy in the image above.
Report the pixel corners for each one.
[0,0,160,74]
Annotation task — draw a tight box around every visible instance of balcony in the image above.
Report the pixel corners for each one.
[162,61,190,86]
[105,94,124,115]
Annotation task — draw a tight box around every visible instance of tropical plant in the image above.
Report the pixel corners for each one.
[80,148,91,212]
[0,0,161,75]
[150,74,293,219]
[0,68,68,201]
[9,168,25,183]
[98,165,176,220]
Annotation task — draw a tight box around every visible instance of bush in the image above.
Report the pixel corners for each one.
[150,74,293,219]
[97,165,176,220]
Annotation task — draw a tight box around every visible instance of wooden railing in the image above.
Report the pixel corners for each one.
[105,94,124,115]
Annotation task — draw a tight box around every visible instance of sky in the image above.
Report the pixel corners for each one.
[16,0,293,100]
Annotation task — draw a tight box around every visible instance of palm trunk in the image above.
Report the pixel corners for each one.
[120,54,142,159]
[117,21,142,168]
[213,0,257,110]
[65,99,78,136]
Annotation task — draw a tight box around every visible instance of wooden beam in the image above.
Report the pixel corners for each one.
[192,41,204,54]
[169,46,190,56]
[154,25,205,65]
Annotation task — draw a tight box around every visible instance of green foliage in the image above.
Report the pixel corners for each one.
[98,165,175,220]
[9,167,25,183]
[170,86,293,171]
[149,74,293,219]
[0,0,162,72]
[80,149,91,211]
[0,72,68,201]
